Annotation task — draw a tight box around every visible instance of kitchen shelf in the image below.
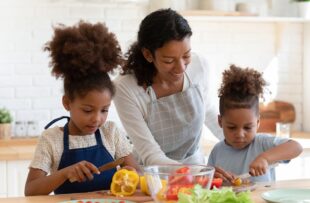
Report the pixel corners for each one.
[180,10,310,23]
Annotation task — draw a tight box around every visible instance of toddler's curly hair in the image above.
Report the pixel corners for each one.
[44,21,123,100]
[218,64,267,116]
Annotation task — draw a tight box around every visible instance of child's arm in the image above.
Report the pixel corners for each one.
[249,140,303,176]
[25,160,100,196]
[120,154,142,174]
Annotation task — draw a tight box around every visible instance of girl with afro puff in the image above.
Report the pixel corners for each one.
[25,21,140,196]
[207,65,302,183]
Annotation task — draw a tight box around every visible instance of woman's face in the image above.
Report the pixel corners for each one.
[218,108,260,150]
[150,37,191,83]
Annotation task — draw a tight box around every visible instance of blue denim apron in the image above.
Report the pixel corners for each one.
[44,116,116,194]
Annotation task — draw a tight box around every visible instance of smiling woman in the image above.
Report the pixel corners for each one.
[113,8,225,168]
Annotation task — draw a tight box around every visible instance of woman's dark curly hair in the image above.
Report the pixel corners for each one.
[218,64,267,116]
[44,21,123,100]
[122,8,192,86]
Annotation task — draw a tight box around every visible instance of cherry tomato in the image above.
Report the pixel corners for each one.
[195,176,209,187]
[169,167,193,185]
[211,178,223,189]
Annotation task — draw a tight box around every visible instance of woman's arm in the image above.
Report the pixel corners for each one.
[193,53,224,140]
[113,76,178,165]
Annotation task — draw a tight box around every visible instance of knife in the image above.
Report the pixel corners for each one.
[235,162,279,180]
[69,157,125,183]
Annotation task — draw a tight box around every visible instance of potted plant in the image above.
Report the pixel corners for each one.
[0,108,13,139]
[293,0,310,18]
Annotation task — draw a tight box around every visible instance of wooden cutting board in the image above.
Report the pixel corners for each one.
[258,100,295,133]
[68,190,153,203]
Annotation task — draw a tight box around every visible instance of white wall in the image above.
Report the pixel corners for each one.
[0,0,307,136]
[303,22,310,131]
[188,17,304,131]
[0,0,147,133]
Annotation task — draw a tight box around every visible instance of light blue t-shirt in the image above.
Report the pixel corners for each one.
[207,134,290,182]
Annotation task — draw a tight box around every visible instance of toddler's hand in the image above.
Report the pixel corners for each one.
[214,166,234,183]
[63,160,100,183]
[249,156,269,176]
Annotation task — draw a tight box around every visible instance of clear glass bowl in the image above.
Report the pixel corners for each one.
[143,164,215,203]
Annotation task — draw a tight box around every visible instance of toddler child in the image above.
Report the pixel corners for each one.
[207,65,302,183]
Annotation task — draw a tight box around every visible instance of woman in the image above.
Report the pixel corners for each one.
[114,9,223,166]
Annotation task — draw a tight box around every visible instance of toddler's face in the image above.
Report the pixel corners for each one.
[218,108,259,150]
[64,89,112,135]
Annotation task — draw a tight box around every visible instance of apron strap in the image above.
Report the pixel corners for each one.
[63,123,70,151]
[95,129,104,147]
[44,116,70,129]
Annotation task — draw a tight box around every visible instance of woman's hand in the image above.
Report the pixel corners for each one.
[214,166,235,183]
[63,160,100,183]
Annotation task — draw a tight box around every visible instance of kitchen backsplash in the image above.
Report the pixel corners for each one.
[0,0,305,136]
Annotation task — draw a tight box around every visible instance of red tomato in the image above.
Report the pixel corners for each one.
[175,166,190,174]
[195,176,209,187]
[169,166,193,185]
[166,184,194,200]
[211,178,223,189]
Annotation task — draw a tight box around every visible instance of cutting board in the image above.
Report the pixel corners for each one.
[68,191,153,203]
[258,100,295,133]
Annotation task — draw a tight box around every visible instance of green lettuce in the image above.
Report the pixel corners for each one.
[178,185,253,203]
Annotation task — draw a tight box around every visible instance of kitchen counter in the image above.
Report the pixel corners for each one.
[1,131,310,161]
[0,138,37,160]
[0,179,309,202]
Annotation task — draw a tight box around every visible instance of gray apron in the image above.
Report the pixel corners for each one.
[146,74,205,164]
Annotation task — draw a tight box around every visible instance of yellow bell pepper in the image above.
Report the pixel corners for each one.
[140,175,167,196]
[110,169,139,196]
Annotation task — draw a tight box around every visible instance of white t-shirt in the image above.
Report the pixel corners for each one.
[113,53,223,166]
[29,121,132,174]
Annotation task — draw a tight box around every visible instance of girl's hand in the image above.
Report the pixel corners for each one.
[249,156,269,176]
[214,166,235,183]
[121,165,137,172]
[63,161,100,183]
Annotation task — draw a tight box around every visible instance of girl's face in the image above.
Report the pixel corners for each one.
[218,108,260,150]
[63,89,112,135]
[145,37,191,83]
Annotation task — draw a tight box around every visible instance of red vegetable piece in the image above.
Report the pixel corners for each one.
[169,166,193,185]
[211,178,223,189]
[195,176,209,187]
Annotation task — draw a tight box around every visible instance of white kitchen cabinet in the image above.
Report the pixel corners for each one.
[0,161,7,197]
[7,160,30,197]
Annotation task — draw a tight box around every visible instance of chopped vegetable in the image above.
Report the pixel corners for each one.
[140,175,167,196]
[232,177,243,186]
[210,178,223,189]
[110,169,139,196]
[178,184,253,203]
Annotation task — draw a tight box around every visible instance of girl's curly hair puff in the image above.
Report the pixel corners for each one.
[44,21,123,100]
[218,64,267,116]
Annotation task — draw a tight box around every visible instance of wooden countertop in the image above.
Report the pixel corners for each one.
[1,131,310,161]
[0,138,37,160]
[0,179,309,202]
